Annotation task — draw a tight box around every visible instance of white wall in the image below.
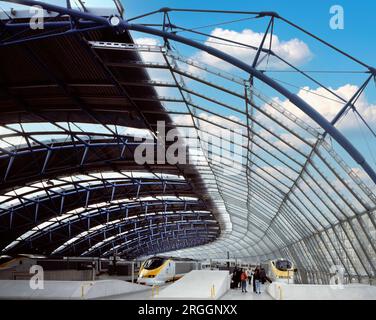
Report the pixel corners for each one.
[0,279,148,299]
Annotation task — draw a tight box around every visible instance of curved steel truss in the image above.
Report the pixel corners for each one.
[0,1,375,283]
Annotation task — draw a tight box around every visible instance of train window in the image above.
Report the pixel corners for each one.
[275,260,292,271]
[143,257,165,270]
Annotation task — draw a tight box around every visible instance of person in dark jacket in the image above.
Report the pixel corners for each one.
[253,267,260,293]
[235,268,242,288]
[252,267,256,292]
[260,267,272,284]
[260,267,267,284]
[232,267,239,289]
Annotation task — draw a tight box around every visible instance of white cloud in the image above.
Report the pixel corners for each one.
[198,113,244,129]
[254,165,294,190]
[171,112,246,162]
[350,167,375,188]
[134,37,376,133]
[134,37,164,64]
[134,37,175,96]
[134,37,160,46]
[272,84,376,130]
[172,112,245,131]
[257,128,312,155]
[190,27,312,72]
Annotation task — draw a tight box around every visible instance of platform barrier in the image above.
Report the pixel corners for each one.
[151,285,160,297]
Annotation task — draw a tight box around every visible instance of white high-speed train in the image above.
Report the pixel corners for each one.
[262,259,296,283]
[137,256,197,285]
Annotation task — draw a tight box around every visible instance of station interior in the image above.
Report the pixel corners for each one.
[0,0,375,300]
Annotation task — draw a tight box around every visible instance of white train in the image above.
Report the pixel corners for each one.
[262,259,296,283]
[137,256,197,285]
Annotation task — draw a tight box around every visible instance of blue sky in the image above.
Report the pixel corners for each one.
[124,0,376,84]
[124,0,376,68]
[123,0,376,175]
[124,0,376,100]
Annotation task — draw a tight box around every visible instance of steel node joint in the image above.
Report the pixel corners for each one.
[166,23,178,30]
[257,11,280,18]
[369,67,376,76]
[159,7,172,13]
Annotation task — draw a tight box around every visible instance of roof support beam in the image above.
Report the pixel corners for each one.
[3,0,375,184]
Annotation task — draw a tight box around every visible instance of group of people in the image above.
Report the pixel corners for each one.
[231,266,272,294]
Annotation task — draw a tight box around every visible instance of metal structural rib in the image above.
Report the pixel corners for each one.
[0,0,221,260]
[0,0,375,284]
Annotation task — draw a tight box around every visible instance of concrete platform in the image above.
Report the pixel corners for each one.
[221,287,272,300]
[157,270,231,300]
[0,279,149,299]
[267,282,376,300]
[101,283,171,300]
[102,289,154,300]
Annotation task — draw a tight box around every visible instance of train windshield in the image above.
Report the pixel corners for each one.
[275,260,292,271]
[0,256,12,266]
[143,257,165,270]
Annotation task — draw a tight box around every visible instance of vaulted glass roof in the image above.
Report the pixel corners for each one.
[0,0,375,283]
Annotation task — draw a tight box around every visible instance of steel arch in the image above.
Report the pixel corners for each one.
[2,0,376,185]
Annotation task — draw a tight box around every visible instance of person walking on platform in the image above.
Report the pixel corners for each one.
[240,269,248,293]
[252,267,258,292]
[246,268,252,286]
[253,266,261,294]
